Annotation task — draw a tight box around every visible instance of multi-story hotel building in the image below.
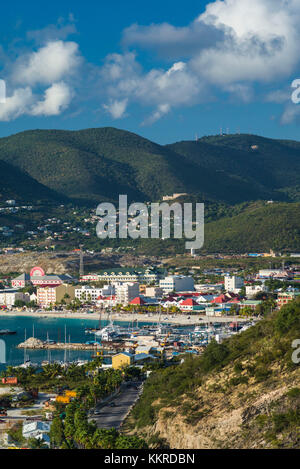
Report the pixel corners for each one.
[159,275,194,295]
[37,284,75,308]
[80,267,165,285]
[115,282,140,306]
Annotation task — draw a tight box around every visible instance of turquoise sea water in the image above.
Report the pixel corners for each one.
[0,315,149,370]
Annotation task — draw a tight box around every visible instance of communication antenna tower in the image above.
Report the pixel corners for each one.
[79,245,84,277]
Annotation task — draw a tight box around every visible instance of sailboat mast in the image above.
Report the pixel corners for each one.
[63,325,67,365]
[24,328,27,364]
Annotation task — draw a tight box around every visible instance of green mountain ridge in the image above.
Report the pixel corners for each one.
[168,134,300,202]
[0,127,299,253]
[1,128,300,205]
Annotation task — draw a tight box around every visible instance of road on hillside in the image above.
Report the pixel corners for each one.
[88,383,142,430]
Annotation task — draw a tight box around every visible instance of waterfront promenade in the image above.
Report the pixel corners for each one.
[0,309,251,325]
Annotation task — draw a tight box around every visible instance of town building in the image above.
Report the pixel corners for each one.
[11,266,74,289]
[0,289,30,307]
[80,267,165,285]
[96,295,116,308]
[112,351,156,369]
[245,284,268,299]
[11,273,31,289]
[224,275,244,293]
[115,282,140,306]
[195,283,223,293]
[37,284,75,308]
[239,300,262,310]
[277,290,300,308]
[145,286,164,298]
[211,292,240,304]
[258,269,289,279]
[75,285,115,303]
[79,273,100,283]
[179,298,203,312]
[159,275,194,294]
[162,193,188,201]
[112,352,134,369]
[22,421,51,446]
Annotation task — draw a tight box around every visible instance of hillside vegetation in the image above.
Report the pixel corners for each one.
[0,128,300,253]
[0,160,65,203]
[1,129,300,205]
[204,201,300,252]
[0,128,198,204]
[125,299,300,449]
[168,134,300,202]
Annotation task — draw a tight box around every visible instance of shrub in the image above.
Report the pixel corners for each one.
[254,366,271,383]
[229,376,249,386]
[272,413,290,432]
[286,388,300,399]
[201,340,229,372]
[275,299,300,334]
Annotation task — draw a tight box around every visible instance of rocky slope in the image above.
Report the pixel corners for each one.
[148,365,299,449]
[0,251,159,275]
[126,301,300,449]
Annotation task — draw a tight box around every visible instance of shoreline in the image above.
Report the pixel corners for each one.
[0,310,250,325]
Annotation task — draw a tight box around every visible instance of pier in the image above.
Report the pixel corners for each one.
[16,337,125,352]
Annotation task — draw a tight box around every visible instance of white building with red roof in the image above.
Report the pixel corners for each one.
[179,298,202,312]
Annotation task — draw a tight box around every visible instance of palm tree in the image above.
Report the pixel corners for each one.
[43,363,63,379]
[28,437,48,449]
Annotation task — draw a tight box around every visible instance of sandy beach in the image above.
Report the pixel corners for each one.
[0,310,250,325]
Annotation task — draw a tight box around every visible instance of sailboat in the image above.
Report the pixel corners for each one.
[95,308,124,341]
[19,329,32,368]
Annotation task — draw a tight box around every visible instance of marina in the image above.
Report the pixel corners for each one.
[0,314,257,370]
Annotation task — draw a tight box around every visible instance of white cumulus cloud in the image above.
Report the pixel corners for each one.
[103,98,128,119]
[30,82,72,116]
[98,0,300,124]
[0,36,83,121]
[13,40,81,86]
[2,2,300,125]
[0,87,33,121]
[191,0,300,84]
[100,54,201,123]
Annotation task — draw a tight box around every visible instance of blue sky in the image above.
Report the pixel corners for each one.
[0,0,300,144]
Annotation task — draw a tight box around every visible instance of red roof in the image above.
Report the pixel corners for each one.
[179,292,202,297]
[162,296,179,302]
[180,298,198,306]
[130,296,146,305]
[211,294,228,304]
[227,297,240,303]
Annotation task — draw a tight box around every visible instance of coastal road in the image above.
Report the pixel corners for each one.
[89,383,142,430]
